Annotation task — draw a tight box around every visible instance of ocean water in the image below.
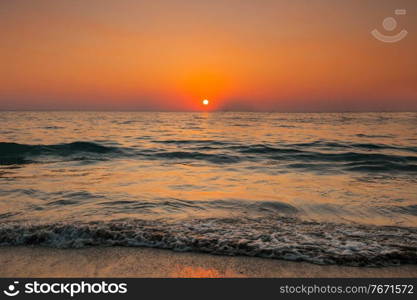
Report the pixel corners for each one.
[0,111,416,266]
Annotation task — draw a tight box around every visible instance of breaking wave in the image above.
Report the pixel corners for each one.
[0,217,416,267]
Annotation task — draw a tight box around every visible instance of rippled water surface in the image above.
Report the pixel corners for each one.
[0,112,416,265]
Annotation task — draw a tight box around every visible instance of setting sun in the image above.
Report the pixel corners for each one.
[202,99,209,106]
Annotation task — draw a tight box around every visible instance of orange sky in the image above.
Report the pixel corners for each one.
[0,0,416,111]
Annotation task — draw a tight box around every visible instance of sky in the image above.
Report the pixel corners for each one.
[0,0,416,112]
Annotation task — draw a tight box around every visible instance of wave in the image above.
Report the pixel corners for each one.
[235,142,417,154]
[0,217,416,266]
[1,141,416,173]
[147,151,239,164]
[153,140,228,146]
[0,142,123,165]
[154,139,417,154]
[356,134,394,139]
[232,145,417,173]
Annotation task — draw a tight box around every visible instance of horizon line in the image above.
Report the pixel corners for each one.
[0,109,416,113]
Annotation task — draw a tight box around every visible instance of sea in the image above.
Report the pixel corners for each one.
[0,111,416,266]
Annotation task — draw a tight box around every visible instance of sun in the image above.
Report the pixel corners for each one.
[202,99,209,106]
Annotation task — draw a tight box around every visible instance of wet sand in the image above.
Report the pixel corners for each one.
[0,246,416,278]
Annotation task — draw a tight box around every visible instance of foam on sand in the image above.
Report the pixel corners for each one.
[1,216,416,267]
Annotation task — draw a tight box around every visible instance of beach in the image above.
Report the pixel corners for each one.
[0,246,416,278]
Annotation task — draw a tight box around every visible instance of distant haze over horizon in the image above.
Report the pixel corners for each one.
[1,0,416,112]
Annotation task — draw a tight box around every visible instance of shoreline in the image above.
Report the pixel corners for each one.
[0,246,416,278]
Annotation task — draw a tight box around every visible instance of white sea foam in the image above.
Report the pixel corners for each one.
[0,217,415,266]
